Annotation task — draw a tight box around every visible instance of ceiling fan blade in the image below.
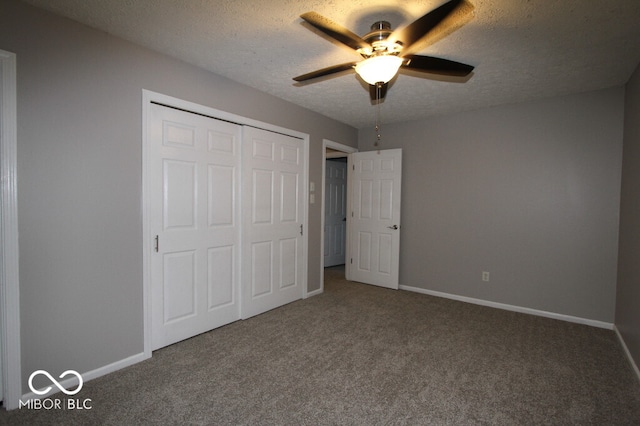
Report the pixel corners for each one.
[369,82,388,102]
[402,55,474,77]
[300,12,371,52]
[389,0,474,56]
[293,62,358,82]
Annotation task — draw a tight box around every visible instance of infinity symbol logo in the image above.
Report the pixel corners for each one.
[28,370,84,396]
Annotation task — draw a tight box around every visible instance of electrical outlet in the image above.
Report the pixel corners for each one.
[482,271,490,282]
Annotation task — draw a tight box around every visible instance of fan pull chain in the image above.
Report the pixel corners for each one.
[374,84,382,147]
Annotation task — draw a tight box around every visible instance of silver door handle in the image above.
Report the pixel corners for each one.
[387,225,398,230]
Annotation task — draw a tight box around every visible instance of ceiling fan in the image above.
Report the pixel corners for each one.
[293,0,475,102]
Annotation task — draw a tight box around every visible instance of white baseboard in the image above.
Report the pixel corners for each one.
[19,351,149,402]
[614,326,640,382]
[399,284,614,330]
[305,287,323,298]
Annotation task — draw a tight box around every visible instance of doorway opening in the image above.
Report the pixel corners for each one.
[320,140,357,291]
[324,156,347,269]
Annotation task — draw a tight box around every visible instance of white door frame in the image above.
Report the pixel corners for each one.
[0,49,21,410]
[319,139,357,295]
[142,90,309,357]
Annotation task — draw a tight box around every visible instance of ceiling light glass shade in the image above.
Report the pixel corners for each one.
[355,56,403,85]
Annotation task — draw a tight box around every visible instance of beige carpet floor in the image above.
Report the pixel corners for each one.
[3,266,640,425]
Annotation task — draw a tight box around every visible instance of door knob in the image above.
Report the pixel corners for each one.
[388,225,398,230]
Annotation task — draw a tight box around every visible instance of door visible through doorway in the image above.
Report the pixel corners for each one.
[324,158,347,267]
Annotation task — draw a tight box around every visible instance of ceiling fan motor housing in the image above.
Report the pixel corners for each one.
[361,21,402,57]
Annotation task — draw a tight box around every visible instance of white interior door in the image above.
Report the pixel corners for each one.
[324,159,347,267]
[242,126,305,319]
[149,103,241,350]
[347,149,402,289]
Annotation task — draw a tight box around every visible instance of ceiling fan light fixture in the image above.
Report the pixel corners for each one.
[355,55,403,85]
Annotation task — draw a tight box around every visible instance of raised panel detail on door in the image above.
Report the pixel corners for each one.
[251,241,273,297]
[378,233,393,274]
[281,144,300,164]
[379,179,393,220]
[253,139,274,160]
[253,170,273,224]
[359,179,373,219]
[281,172,299,223]
[163,250,196,323]
[242,126,305,319]
[280,238,298,289]
[208,130,235,153]
[357,232,372,271]
[348,149,402,290]
[164,160,196,230]
[149,103,242,350]
[207,245,234,309]
[163,121,195,149]
[208,165,234,227]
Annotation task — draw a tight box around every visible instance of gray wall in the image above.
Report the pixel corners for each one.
[0,0,357,393]
[358,88,624,323]
[616,63,640,367]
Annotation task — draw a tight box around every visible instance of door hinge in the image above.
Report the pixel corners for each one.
[350,258,353,264]
[154,235,159,252]
[300,224,303,236]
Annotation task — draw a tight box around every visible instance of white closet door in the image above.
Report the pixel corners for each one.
[241,126,305,319]
[149,103,241,350]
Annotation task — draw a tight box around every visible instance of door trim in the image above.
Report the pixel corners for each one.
[0,49,21,410]
[142,90,309,357]
[318,140,357,296]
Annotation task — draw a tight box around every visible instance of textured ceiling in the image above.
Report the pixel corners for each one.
[21,0,640,129]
